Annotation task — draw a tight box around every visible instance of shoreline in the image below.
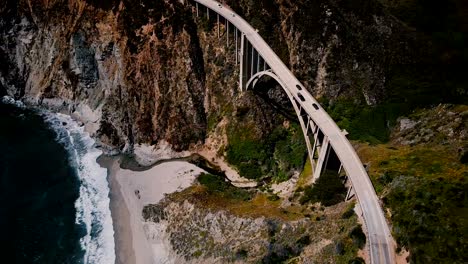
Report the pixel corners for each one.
[98,154,207,264]
[98,155,137,264]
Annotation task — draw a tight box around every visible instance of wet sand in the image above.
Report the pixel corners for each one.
[99,156,137,264]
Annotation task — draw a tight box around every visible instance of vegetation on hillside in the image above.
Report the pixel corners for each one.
[380,0,468,105]
[356,104,468,263]
[226,122,306,182]
[144,171,366,263]
[299,170,347,206]
[358,143,468,263]
[322,98,410,144]
[197,173,252,201]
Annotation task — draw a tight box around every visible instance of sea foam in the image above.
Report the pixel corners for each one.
[1,95,25,108]
[44,113,116,264]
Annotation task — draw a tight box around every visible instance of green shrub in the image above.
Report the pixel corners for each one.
[296,235,311,247]
[300,170,346,206]
[235,249,248,259]
[349,225,366,249]
[322,99,411,144]
[460,151,468,164]
[385,175,468,263]
[341,203,356,219]
[198,173,252,201]
[267,194,280,201]
[226,122,306,181]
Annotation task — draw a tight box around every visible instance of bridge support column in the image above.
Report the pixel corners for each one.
[227,21,229,46]
[257,54,260,72]
[251,46,254,77]
[342,174,348,185]
[239,33,245,91]
[207,6,209,19]
[235,29,238,64]
[345,186,355,201]
[313,135,330,181]
[310,127,320,169]
[217,14,220,38]
[305,118,317,169]
[298,114,315,178]
[196,2,199,17]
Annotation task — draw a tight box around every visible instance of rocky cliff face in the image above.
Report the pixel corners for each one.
[1,0,209,152]
[0,0,422,154]
[222,0,420,105]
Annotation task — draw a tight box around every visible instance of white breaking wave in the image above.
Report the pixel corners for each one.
[1,95,25,108]
[44,113,116,264]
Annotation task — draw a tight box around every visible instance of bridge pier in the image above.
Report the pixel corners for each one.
[311,129,324,164]
[257,53,260,72]
[306,118,318,167]
[239,33,245,91]
[346,186,355,201]
[235,29,238,64]
[298,112,316,176]
[227,21,229,45]
[310,127,319,162]
[251,46,254,77]
[217,14,220,38]
[313,135,330,181]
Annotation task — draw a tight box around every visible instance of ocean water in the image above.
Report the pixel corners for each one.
[0,97,115,264]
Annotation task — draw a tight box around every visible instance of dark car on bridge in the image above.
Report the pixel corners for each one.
[297,93,305,102]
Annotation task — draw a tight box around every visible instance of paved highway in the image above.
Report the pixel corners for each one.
[192,0,396,263]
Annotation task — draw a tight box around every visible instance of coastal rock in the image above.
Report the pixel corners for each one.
[398,118,418,131]
[392,104,468,151]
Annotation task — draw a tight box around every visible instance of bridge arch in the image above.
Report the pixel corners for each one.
[244,70,317,174]
[245,70,278,91]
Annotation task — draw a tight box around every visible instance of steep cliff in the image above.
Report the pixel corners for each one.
[9,0,218,152]
[0,0,436,154]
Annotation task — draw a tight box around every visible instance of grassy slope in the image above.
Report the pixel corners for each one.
[163,173,364,263]
[355,105,468,263]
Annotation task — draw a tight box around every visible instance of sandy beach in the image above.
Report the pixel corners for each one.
[99,156,206,264]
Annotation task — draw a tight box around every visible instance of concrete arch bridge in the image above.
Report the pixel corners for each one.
[186,1,396,263]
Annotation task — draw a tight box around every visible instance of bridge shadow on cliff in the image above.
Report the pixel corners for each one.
[249,76,298,122]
